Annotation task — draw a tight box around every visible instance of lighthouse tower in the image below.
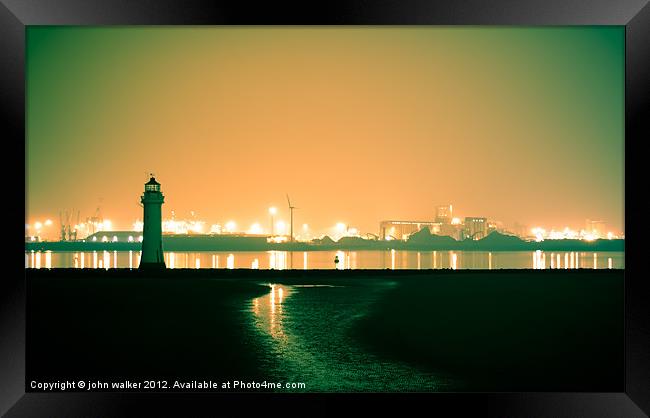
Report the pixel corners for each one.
[139,176,166,269]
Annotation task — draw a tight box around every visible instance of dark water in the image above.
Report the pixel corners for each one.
[243,281,455,391]
[26,269,622,393]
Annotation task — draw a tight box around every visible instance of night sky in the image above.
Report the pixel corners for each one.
[26,27,624,236]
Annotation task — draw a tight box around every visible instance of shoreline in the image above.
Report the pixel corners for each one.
[25,267,624,279]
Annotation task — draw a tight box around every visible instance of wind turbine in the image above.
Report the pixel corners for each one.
[286,194,298,242]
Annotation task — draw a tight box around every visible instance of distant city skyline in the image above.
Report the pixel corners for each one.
[26,200,622,243]
[26,27,624,237]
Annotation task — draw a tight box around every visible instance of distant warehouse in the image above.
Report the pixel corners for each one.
[82,231,269,251]
[379,219,468,241]
[86,231,142,243]
[379,220,439,241]
[464,217,488,240]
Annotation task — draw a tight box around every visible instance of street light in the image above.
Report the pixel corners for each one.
[269,207,277,236]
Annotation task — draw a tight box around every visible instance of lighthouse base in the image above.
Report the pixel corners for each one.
[138,261,167,270]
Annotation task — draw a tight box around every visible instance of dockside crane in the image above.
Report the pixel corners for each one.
[69,210,79,241]
[88,199,103,235]
[66,209,73,241]
[59,211,66,241]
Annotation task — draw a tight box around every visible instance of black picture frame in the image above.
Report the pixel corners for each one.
[2,0,648,415]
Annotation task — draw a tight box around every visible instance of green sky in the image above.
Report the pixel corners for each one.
[26,26,624,236]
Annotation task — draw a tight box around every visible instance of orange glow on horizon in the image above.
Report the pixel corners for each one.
[26,27,624,237]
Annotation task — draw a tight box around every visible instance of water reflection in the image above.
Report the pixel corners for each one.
[251,284,292,343]
[564,253,569,269]
[269,251,287,270]
[245,281,452,391]
[533,250,544,269]
[24,250,625,270]
[336,250,345,270]
[168,253,174,269]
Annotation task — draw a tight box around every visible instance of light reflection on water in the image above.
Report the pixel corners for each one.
[24,250,624,270]
[252,284,292,345]
[247,282,453,391]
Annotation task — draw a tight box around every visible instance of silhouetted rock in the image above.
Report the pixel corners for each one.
[407,226,432,241]
[406,228,458,249]
[474,231,527,250]
[337,236,370,247]
[312,235,336,246]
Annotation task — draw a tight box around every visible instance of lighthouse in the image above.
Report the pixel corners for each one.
[139,175,166,269]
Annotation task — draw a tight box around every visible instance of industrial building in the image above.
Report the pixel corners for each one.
[585,219,606,238]
[464,217,488,240]
[438,223,465,241]
[435,204,453,224]
[379,220,438,240]
[86,231,143,243]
